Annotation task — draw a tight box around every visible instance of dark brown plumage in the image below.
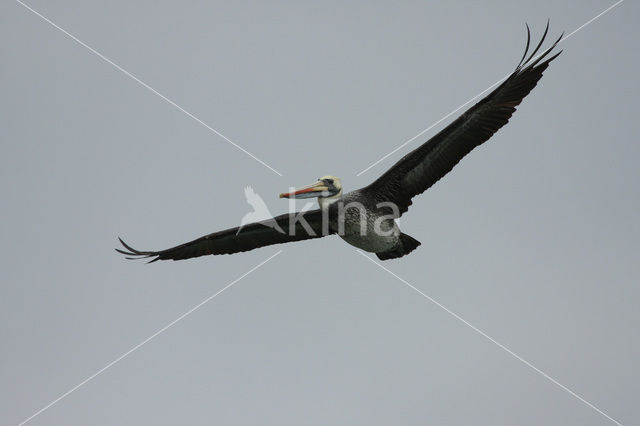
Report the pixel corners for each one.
[117,209,331,263]
[363,22,562,214]
[118,23,562,262]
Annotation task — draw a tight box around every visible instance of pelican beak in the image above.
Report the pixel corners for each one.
[279,181,329,199]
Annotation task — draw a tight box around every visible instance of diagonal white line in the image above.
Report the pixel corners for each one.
[14,0,283,177]
[355,0,624,176]
[357,250,622,425]
[563,0,624,40]
[17,250,283,426]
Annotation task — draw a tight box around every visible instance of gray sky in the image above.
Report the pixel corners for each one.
[2,1,638,425]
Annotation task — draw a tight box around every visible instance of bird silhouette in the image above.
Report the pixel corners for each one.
[237,186,285,235]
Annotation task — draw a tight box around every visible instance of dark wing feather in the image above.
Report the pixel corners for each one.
[362,23,563,215]
[116,209,332,262]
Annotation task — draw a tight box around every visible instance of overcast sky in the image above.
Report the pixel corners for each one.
[2,1,638,425]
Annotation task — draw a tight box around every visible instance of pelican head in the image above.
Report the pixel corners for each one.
[279,175,342,201]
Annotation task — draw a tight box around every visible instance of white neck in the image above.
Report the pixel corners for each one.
[318,193,341,210]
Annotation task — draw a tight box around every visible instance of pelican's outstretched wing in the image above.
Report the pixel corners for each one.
[362,23,563,215]
[117,209,332,262]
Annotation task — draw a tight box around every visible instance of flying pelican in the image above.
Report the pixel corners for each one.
[118,24,562,262]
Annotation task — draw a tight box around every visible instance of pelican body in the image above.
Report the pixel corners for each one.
[276,177,418,259]
[118,24,562,263]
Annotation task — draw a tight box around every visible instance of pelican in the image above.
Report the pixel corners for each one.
[118,24,562,262]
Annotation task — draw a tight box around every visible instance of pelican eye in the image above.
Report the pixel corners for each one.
[325,179,334,185]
